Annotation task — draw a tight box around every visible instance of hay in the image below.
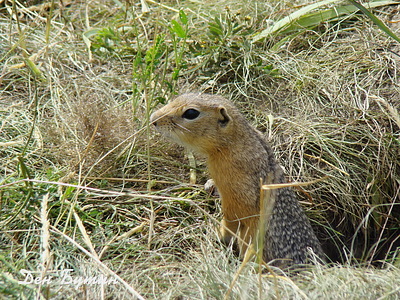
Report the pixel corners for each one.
[1,0,399,298]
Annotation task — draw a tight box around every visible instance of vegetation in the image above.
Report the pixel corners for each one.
[1,0,399,299]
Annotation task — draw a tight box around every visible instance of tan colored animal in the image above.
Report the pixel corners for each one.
[150,93,323,266]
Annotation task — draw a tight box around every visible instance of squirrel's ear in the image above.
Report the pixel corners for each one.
[218,106,230,127]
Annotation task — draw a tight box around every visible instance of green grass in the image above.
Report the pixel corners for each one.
[1,0,399,299]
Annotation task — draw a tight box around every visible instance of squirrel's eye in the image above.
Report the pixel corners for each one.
[182,109,200,120]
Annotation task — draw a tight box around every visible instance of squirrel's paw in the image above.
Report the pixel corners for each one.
[204,179,220,197]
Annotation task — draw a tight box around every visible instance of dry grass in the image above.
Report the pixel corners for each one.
[1,0,399,299]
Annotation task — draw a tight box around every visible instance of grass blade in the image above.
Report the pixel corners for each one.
[347,0,400,43]
[279,1,398,35]
[252,0,341,41]
[253,0,400,42]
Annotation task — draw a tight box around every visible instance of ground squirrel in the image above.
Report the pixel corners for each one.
[150,93,324,266]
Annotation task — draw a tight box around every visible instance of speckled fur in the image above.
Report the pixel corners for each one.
[150,93,324,266]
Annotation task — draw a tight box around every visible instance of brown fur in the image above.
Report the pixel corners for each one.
[150,93,324,266]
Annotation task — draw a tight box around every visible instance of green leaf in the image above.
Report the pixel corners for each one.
[170,20,187,39]
[172,68,180,80]
[179,10,188,25]
[208,17,224,38]
[209,26,223,38]
[82,28,101,49]
[24,57,45,81]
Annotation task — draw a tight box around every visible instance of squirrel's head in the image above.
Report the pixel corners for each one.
[150,93,241,156]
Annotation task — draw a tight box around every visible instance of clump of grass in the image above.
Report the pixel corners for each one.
[258,27,400,263]
[1,0,400,299]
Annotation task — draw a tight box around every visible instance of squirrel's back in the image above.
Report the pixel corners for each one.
[150,93,324,266]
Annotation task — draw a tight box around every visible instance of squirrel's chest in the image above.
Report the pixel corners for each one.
[207,157,260,212]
